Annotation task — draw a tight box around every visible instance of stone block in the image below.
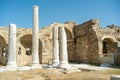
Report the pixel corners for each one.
[111,75,120,80]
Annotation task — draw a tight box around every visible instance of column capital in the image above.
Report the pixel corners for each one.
[33,6,39,8]
[9,23,16,26]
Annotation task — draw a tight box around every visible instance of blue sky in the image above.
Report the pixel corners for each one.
[0,0,120,28]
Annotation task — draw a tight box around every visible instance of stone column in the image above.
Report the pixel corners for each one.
[6,24,17,68]
[58,26,69,69]
[52,27,59,67]
[31,6,40,67]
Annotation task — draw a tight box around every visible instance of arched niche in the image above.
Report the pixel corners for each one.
[0,35,7,65]
[20,34,42,64]
[20,35,32,55]
[64,27,73,40]
[102,38,115,54]
[0,35,6,55]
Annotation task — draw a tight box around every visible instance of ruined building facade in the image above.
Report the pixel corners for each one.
[0,19,120,66]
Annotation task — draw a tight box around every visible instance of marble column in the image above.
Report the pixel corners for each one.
[31,6,40,67]
[52,27,59,67]
[58,26,69,68]
[6,24,17,68]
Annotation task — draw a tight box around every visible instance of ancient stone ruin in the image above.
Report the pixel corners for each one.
[0,6,120,70]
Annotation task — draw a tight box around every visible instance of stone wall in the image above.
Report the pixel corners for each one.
[0,20,120,66]
[67,40,75,62]
[98,25,120,65]
[74,19,100,64]
[0,27,8,65]
[74,19,120,65]
[0,21,75,66]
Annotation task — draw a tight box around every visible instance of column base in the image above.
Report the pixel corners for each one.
[52,60,59,67]
[17,66,31,71]
[5,63,18,71]
[6,62,17,67]
[31,63,42,69]
[5,67,18,71]
[58,63,71,69]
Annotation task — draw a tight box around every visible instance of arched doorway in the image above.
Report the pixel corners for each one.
[101,38,115,64]
[20,35,32,65]
[20,35,42,65]
[0,35,6,55]
[0,35,7,65]
[102,38,115,54]
[20,35,32,55]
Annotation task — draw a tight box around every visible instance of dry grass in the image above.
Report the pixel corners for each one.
[103,68,120,75]
[0,68,120,80]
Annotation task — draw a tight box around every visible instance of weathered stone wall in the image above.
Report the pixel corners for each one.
[67,40,75,62]
[0,27,53,66]
[98,25,120,65]
[39,21,75,65]
[74,20,120,65]
[0,27,8,65]
[74,19,100,64]
[0,20,120,66]
[0,21,75,66]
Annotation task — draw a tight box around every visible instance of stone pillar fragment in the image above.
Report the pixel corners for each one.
[31,6,41,67]
[58,26,69,68]
[52,27,59,67]
[111,75,120,80]
[6,24,17,68]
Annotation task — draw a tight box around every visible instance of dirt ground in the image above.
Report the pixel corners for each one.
[0,68,120,80]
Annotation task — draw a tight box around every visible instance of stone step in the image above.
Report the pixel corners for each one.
[111,75,120,80]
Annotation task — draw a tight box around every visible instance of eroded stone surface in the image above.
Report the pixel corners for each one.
[6,24,17,68]
[111,75,120,80]
[58,26,70,69]
[0,19,120,66]
[31,6,40,67]
[52,27,59,66]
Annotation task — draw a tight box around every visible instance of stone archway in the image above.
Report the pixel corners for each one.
[0,35,6,55]
[0,35,7,65]
[20,35,32,55]
[102,38,115,54]
[64,27,74,63]
[64,27,72,40]
[100,38,115,64]
[20,35,32,65]
[20,35,42,65]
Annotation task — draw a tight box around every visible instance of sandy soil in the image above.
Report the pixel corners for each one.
[0,68,120,80]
